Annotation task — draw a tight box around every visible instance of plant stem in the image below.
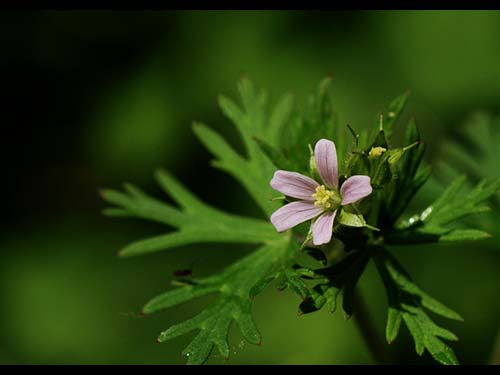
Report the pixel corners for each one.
[353,287,391,364]
[489,321,500,365]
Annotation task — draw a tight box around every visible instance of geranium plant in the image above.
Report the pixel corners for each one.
[101,78,500,365]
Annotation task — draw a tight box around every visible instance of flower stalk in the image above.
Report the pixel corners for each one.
[353,288,391,365]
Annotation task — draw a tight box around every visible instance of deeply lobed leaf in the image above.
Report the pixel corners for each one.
[146,239,293,364]
[102,170,278,257]
[102,80,498,365]
[102,79,303,364]
[389,176,500,245]
[373,247,461,365]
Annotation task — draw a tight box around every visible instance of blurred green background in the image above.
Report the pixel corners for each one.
[1,10,499,364]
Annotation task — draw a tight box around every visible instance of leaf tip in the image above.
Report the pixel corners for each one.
[154,167,168,180]
[98,189,110,199]
[118,247,139,258]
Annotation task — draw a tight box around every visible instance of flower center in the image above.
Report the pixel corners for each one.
[312,185,341,210]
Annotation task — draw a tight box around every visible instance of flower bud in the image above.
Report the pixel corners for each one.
[309,152,321,182]
[346,152,370,176]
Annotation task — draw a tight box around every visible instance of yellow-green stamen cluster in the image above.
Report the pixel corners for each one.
[312,185,339,210]
[369,146,387,159]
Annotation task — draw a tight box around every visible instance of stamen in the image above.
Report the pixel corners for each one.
[369,146,387,159]
[312,185,337,210]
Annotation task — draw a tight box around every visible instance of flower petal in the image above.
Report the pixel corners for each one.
[312,210,337,245]
[270,201,323,233]
[270,170,319,200]
[340,175,373,205]
[314,139,338,189]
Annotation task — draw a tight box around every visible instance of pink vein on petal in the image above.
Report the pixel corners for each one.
[340,175,373,205]
[312,210,337,245]
[314,139,338,189]
[270,170,319,200]
[270,201,323,232]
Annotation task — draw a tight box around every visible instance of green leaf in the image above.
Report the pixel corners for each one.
[102,170,278,257]
[374,247,461,365]
[439,229,491,242]
[337,210,367,227]
[101,79,306,364]
[386,227,491,245]
[386,308,402,344]
[100,187,185,226]
[147,238,293,364]
[426,177,500,227]
[276,268,311,299]
[192,123,279,217]
[299,251,370,318]
[390,176,500,245]
[143,284,219,314]
[427,112,500,249]
[249,255,312,300]
[101,207,131,217]
[253,137,294,171]
[268,93,294,147]
[337,210,379,232]
[248,276,275,298]
[192,78,296,217]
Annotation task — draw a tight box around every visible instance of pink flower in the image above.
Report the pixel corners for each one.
[270,139,372,246]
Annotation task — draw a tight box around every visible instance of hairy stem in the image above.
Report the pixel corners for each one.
[353,288,391,364]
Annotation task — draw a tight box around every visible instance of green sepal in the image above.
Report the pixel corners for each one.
[346,152,371,176]
[337,210,366,228]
